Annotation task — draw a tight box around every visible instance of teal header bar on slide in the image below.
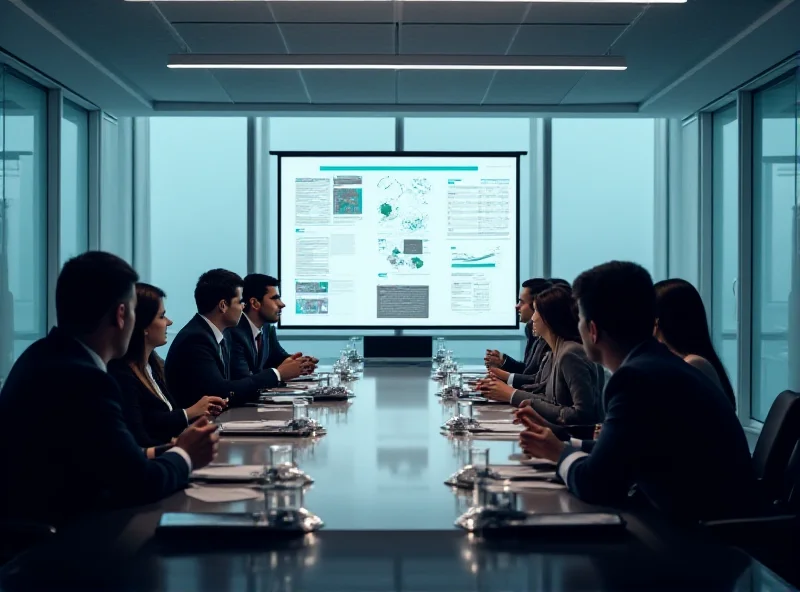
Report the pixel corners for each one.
[320,165,479,171]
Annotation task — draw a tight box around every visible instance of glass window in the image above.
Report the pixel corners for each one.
[60,100,89,266]
[0,69,48,381]
[100,116,133,262]
[752,75,799,421]
[149,117,248,348]
[551,118,656,283]
[711,105,739,402]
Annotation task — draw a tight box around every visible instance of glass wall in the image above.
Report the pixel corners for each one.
[0,69,48,381]
[149,117,248,346]
[100,115,133,262]
[752,75,799,421]
[551,118,656,284]
[60,100,89,266]
[711,104,739,402]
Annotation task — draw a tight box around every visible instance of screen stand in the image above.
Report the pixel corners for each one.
[363,333,431,364]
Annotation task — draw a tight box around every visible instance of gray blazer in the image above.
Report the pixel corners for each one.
[520,340,604,425]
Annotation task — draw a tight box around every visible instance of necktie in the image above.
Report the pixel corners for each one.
[255,332,261,356]
[219,339,230,379]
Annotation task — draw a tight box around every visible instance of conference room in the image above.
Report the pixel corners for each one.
[0,0,799,589]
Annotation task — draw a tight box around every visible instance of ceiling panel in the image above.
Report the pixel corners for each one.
[562,0,781,104]
[524,4,642,25]
[509,24,625,56]
[304,71,396,103]
[280,24,395,54]
[397,71,493,104]
[174,23,286,54]
[213,70,309,103]
[399,25,515,55]
[270,2,394,23]
[158,2,274,24]
[483,71,585,104]
[400,3,527,24]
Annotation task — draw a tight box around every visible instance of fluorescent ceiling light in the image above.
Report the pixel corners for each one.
[168,54,626,71]
[131,1,686,3]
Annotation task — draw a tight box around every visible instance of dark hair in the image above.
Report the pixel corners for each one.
[549,278,571,290]
[573,261,655,348]
[655,279,736,407]
[56,251,138,335]
[121,283,168,386]
[243,274,280,310]
[534,287,581,343]
[194,269,244,315]
[521,278,552,300]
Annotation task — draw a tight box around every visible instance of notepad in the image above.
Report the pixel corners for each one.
[191,465,264,482]
[503,481,566,491]
[489,465,557,480]
[184,485,264,503]
[220,420,286,432]
[482,423,524,434]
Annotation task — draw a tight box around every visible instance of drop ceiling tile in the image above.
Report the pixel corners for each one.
[398,71,493,104]
[304,70,396,103]
[483,71,585,104]
[280,24,395,54]
[510,25,626,56]
[159,2,274,23]
[213,70,310,103]
[174,23,286,53]
[399,25,516,55]
[270,2,394,23]
[401,3,528,24]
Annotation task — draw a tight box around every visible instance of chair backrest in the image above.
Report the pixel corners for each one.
[752,390,800,503]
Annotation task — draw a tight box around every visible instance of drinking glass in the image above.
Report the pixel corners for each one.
[268,445,293,468]
[469,447,489,470]
[447,372,463,389]
[293,400,309,421]
[458,401,473,420]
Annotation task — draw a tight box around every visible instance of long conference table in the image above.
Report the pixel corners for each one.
[0,362,793,591]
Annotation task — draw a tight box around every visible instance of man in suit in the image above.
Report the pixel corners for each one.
[230,274,316,382]
[515,261,758,522]
[484,278,553,389]
[165,269,285,408]
[0,252,218,527]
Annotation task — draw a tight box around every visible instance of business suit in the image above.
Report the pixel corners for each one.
[230,315,290,379]
[509,349,553,406]
[501,323,544,374]
[165,314,279,409]
[525,340,604,425]
[109,360,187,447]
[557,339,759,522]
[0,328,189,527]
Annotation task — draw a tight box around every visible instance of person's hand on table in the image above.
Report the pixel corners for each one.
[476,376,515,403]
[277,355,308,381]
[513,401,549,429]
[484,349,504,369]
[487,367,510,382]
[186,395,227,420]
[299,356,317,375]
[518,422,565,463]
[174,417,220,469]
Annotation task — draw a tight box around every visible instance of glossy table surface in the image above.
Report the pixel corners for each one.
[0,363,792,591]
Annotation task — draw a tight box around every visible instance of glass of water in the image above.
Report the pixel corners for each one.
[447,371,463,389]
[293,400,309,421]
[458,401,473,420]
[437,337,446,355]
[268,444,293,468]
[469,447,490,470]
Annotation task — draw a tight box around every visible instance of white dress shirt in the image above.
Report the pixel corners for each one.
[77,339,192,471]
[199,314,225,345]
[145,364,189,424]
[243,314,282,382]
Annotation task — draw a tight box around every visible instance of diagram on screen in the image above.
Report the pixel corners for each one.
[333,187,363,215]
[377,176,430,232]
[450,244,501,268]
[378,238,429,272]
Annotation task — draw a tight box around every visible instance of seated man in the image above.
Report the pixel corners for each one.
[166,269,291,408]
[0,252,218,527]
[230,274,316,382]
[516,261,759,523]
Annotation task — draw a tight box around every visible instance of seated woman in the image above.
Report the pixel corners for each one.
[109,283,226,457]
[478,287,604,425]
[654,279,736,408]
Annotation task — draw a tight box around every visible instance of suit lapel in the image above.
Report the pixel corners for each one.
[259,327,269,369]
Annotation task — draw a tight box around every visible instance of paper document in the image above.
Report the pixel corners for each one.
[482,423,524,433]
[519,456,557,467]
[185,485,263,503]
[489,465,557,480]
[191,465,264,482]
[504,481,566,491]
[261,396,300,403]
[221,420,286,432]
[267,385,309,392]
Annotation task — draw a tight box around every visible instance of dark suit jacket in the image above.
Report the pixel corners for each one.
[109,360,187,447]
[0,328,189,527]
[230,315,291,380]
[557,339,759,522]
[165,314,279,409]
[501,323,542,374]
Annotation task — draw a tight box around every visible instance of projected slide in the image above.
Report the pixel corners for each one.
[278,154,519,328]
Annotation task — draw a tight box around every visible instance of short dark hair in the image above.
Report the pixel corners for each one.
[534,286,580,343]
[549,278,571,290]
[243,274,280,309]
[56,251,139,335]
[573,261,655,348]
[194,269,244,315]
[521,278,552,300]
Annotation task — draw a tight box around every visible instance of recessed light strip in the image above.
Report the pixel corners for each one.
[168,54,627,71]
[131,0,686,4]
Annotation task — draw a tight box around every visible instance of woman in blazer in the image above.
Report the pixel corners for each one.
[480,286,604,425]
[109,283,226,456]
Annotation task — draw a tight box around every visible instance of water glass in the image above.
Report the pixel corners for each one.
[293,400,309,421]
[328,373,341,388]
[458,401,473,420]
[437,337,446,354]
[265,482,304,513]
[268,444,293,468]
[469,448,490,470]
[349,337,358,355]
[318,373,331,388]
[447,371,463,389]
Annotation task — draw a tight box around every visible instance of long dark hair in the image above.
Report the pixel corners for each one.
[121,282,167,388]
[534,286,581,343]
[654,279,735,407]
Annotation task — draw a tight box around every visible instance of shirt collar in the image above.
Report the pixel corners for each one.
[199,314,225,344]
[244,313,262,340]
[76,340,107,372]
